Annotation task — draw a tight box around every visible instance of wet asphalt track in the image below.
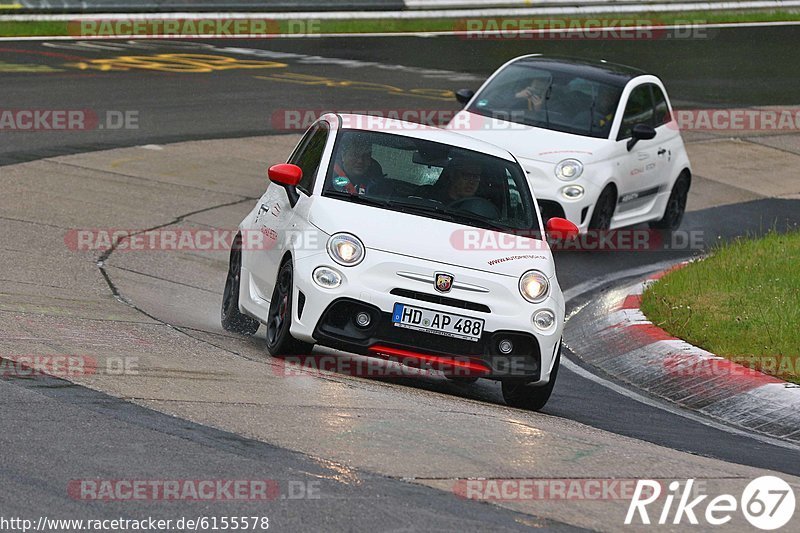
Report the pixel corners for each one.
[1,28,800,530]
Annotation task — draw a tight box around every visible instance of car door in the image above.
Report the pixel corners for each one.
[650,83,683,188]
[246,122,329,302]
[614,83,665,217]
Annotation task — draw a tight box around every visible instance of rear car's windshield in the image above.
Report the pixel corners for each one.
[468,63,624,139]
[322,129,538,233]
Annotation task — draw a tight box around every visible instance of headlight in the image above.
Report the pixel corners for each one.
[327,233,364,266]
[519,270,550,303]
[555,159,583,181]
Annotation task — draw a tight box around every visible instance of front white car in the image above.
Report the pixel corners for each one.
[221,114,577,410]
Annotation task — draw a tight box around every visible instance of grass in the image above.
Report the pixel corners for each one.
[0,10,799,38]
[641,230,800,384]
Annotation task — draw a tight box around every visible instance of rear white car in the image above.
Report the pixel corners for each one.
[220,113,578,410]
[449,55,692,233]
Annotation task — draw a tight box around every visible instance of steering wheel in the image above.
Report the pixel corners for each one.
[447,197,500,219]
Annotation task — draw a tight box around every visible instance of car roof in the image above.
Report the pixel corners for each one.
[333,113,517,162]
[507,55,646,88]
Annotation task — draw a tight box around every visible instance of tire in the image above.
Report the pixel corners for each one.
[221,236,260,336]
[650,173,690,230]
[501,344,561,411]
[588,186,616,231]
[265,259,314,356]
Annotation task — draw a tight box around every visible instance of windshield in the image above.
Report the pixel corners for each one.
[322,129,538,233]
[468,63,624,139]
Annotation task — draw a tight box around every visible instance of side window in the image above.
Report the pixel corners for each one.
[289,122,329,195]
[617,85,655,140]
[651,85,670,126]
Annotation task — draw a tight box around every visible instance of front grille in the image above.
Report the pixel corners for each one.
[390,288,491,313]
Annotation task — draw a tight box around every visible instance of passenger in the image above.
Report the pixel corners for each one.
[425,158,484,204]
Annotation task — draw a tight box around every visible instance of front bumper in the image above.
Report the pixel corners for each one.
[288,249,564,384]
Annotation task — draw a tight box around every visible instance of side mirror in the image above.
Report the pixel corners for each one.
[545,217,579,241]
[455,89,475,107]
[268,163,302,206]
[626,124,657,151]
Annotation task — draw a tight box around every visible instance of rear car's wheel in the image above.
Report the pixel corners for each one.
[588,186,616,231]
[266,260,314,356]
[501,343,561,411]
[221,236,260,335]
[650,173,690,230]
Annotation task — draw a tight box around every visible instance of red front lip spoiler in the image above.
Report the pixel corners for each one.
[368,344,492,376]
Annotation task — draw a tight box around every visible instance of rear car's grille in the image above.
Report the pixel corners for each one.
[390,288,491,313]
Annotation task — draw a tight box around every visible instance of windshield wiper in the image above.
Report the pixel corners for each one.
[325,190,394,208]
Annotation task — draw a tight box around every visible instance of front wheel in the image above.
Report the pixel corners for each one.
[265,260,314,356]
[650,174,690,230]
[501,344,561,411]
[588,186,616,231]
[221,238,260,336]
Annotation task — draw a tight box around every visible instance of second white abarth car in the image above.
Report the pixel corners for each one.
[221,114,578,410]
[449,55,692,233]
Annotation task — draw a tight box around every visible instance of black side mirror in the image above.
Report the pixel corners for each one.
[455,89,475,107]
[626,124,657,151]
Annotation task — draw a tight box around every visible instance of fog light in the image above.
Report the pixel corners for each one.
[562,185,585,200]
[312,267,342,289]
[533,309,556,331]
[355,312,371,328]
[498,339,514,354]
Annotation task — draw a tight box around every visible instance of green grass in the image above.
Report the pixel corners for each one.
[0,10,799,37]
[641,230,800,383]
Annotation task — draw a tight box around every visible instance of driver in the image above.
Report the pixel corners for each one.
[331,135,384,195]
[515,76,550,112]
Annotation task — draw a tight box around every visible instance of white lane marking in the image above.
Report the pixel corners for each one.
[562,261,800,452]
[4,3,800,21]
[2,19,800,41]
[560,358,800,452]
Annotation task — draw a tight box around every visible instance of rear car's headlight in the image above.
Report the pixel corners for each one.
[327,233,365,266]
[519,270,550,303]
[555,159,583,181]
[561,185,584,200]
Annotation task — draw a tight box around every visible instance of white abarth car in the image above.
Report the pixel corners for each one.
[221,113,578,410]
[449,55,692,233]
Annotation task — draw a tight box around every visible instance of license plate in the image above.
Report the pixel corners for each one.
[391,303,484,342]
